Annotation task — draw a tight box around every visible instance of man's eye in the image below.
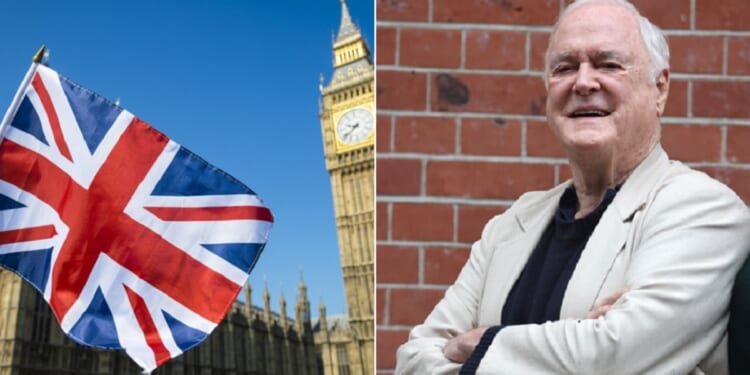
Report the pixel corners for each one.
[552,65,575,74]
[600,62,623,70]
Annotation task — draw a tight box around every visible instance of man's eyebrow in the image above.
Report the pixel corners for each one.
[594,50,628,61]
[548,50,630,67]
[548,52,576,67]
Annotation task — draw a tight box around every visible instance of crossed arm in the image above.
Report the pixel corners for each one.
[442,288,628,364]
[396,177,750,374]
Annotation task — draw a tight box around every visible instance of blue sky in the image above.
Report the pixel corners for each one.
[0,0,373,319]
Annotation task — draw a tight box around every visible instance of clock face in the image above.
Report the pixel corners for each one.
[336,108,374,145]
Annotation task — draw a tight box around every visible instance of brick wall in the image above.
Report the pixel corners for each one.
[375,0,750,373]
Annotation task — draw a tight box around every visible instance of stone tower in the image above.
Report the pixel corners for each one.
[316,0,374,374]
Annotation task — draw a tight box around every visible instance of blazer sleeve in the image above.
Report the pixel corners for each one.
[394,210,519,375]
[473,174,750,374]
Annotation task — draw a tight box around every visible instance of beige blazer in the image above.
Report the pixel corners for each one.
[396,145,750,375]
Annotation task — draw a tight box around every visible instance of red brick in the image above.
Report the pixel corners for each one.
[692,81,750,119]
[465,30,526,70]
[527,120,566,158]
[727,126,750,163]
[728,37,750,75]
[461,118,522,156]
[661,124,722,162]
[400,28,462,68]
[698,167,750,205]
[431,74,547,115]
[377,115,392,153]
[629,0,691,29]
[377,0,429,22]
[458,205,508,243]
[378,70,427,111]
[424,247,471,285]
[668,36,724,74]
[376,329,410,369]
[389,288,446,325]
[377,159,422,196]
[377,27,397,66]
[392,203,454,242]
[530,32,550,71]
[377,245,420,284]
[434,0,559,25]
[663,80,687,117]
[427,161,555,199]
[377,202,389,240]
[377,288,387,325]
[696,0,750,30]
[394,116,456,154]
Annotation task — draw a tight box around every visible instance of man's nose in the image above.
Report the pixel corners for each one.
[573,64,600,95]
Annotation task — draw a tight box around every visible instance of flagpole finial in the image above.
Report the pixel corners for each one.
[32,45,46,64]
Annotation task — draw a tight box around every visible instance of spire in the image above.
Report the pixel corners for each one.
[335,0,360,44]
[244,282,252,316]
[296,270,311,331]
[323,0,373,92]
[298,268,307,296]
[263,281,271,311]
[280,288,288,327]
[318,297,328,331]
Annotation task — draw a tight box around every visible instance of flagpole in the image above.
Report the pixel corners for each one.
[0,45,44,141]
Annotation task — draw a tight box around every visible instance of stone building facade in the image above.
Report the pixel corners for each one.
[0,269,319,375]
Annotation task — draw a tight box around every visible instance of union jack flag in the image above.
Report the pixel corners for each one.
[0,64,273,372]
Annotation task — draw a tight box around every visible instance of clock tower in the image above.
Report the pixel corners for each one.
[316,0,374,374]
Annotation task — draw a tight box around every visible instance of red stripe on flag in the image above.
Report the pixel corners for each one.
[0,121,242,324]
[124,285,171,367]
[31,74,73,162]
[144,206,274,222]
[0,225,57,245]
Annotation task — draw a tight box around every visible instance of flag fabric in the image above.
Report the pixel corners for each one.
[0,64,273,372]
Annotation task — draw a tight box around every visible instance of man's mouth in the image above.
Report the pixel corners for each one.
[569,110,611,118]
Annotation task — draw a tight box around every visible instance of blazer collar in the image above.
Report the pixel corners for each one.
[514,183,569,233]
[505,145,671,318]
[610,144,670,222]
[514,144,669,231]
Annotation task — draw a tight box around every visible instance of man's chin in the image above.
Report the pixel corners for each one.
[560,135,615,155]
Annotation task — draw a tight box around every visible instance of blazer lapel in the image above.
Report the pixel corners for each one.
[480,184,567,325]
[560,207,630,318]
[560,145,670,318]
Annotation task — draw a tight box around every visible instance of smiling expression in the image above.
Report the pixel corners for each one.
[545,3,669,166]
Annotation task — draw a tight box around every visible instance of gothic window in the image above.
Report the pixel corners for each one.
[234,326,248,371]
[316,347,324,375]
[336,344,351,375]
[211,323,227,368]
[289,342,299,374]
[31,292,51,343]
[255,330,267,374]
[274,339,284,374]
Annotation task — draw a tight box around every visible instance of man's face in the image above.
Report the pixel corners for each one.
[545,3,668,162]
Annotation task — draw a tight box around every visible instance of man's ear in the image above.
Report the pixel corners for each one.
[655,69,670,116]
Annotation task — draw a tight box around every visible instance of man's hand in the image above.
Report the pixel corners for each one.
[440,288,627,364]
[442,326,490,363]
[586,287,628,319]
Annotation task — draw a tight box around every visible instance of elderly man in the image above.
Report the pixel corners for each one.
[395,0,750,374]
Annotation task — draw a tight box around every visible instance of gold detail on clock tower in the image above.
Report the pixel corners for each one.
[315,0,374,374]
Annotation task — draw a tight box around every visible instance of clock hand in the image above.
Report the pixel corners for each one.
[344,123,360,138]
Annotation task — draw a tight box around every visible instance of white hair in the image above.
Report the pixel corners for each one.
[545,0,670,84]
